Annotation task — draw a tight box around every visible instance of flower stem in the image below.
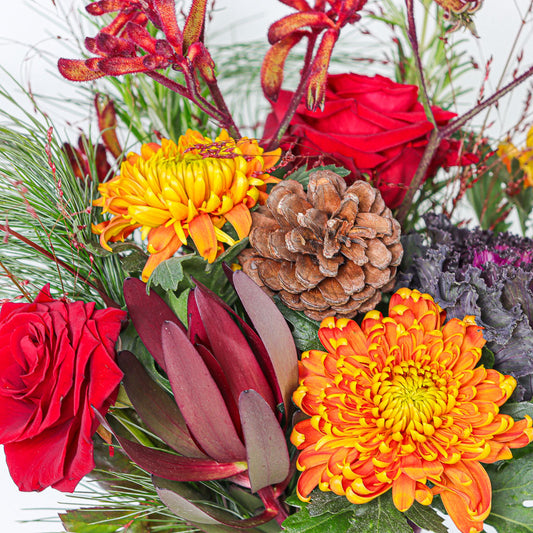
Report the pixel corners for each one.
[405,0,436,126]
[145,71,225,123]
[396,63,533,226]
[441,64,533,137]
[206,80,241,139]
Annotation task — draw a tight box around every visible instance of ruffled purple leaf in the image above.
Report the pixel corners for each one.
[398,214,533,400]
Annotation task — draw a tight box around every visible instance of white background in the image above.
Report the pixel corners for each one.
[1,0,532,531]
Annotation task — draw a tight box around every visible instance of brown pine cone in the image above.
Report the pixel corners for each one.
[239,170,403,321]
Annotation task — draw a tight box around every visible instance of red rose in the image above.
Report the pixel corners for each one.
[265,73,476,208]
[0,286,125,492]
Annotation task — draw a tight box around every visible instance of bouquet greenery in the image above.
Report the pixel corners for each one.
[1,1,533,532]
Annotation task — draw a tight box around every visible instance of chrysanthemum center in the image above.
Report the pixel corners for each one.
[373,361,448,439]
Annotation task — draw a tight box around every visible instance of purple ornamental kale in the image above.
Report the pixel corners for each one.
[397,213,533,400]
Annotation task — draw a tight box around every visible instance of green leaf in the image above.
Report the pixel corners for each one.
[283,492,413,533]
[147,254,195,292]
[165,288,190,328]
[287,165,350,188]
[404,502,448,533]
[500,401,533,419]
[273,298,322,351]
[282,501,357,533]
[120,249,150,275]
[346,493,413,533]
[485,452,533,533]
[478,346,495,369]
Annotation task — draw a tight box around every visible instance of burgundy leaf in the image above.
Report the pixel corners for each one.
[193,278,284,414]
[194,289,277,411]
[117,351,206,458]
[154,476,277,527]
[238,390,290,493]
[232,271,299,421]
[161,321,246,462]
[195,343,242,436]
[123,277,185,373]
[97,412,246,481]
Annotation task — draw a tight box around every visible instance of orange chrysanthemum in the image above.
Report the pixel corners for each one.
[92,129,281,281]
[291,288,533,533]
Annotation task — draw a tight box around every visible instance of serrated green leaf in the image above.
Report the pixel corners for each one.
[147,254,194,291]
[283,492,413,533]
[485,453,533,533]
[404,502,447,533]
[349,493,413,533]
[500,401,533,419]
[120,249,149,275]
[306,491,354,517]
[282,502,357,533]
[287,165,351,188]
[273,298,322,351]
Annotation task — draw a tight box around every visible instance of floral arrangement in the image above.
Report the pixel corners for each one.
[1,1,533,533]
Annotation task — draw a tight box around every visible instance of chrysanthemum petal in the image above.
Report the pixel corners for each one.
[188,213,218,263]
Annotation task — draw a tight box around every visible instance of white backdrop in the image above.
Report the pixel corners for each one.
[1,0,532,531]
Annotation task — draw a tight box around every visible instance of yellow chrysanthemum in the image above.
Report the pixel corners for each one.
[498,125,533,189]
[291,288,532,533]
[92,129,281,281]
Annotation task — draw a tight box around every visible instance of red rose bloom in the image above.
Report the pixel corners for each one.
[0,286,125,492]
[265,73,476,208]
